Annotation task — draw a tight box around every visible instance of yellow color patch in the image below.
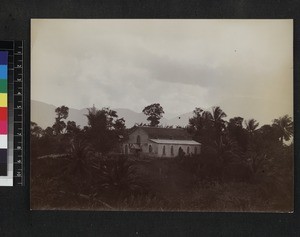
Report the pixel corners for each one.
[0,93,7,107]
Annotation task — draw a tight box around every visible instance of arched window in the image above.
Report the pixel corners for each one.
[125,144,128,155]
[194,147,197,154]
[149,144,152,153]
[162,145,166,155]
[171,146,174,156]
[187,146,190,154]
[178,147,184,157]
[137,135,141,145]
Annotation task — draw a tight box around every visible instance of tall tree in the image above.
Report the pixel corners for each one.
[188,108,210,142]
[227,117,248,151]
[142,103,164,127]
[85,105,125,154]
[86,105,106,130]
[209,106,227,146]
[188,106,227,146]
[52,106,69,135]
[244,119,259,136]
[272,115,293,144]
[55,106,69,120]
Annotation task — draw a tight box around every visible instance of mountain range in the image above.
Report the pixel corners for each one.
[31,100,194,129]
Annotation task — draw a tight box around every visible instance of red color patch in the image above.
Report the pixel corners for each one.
[0,107,7,121]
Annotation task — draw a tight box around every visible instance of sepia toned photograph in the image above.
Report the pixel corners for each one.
[30,19,293,211]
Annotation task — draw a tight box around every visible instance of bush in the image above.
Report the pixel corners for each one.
[96,157,148,200]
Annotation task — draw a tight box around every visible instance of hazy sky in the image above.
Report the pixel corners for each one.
[31,19,293,125]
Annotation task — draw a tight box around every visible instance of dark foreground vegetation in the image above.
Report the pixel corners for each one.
[31,104,293,211]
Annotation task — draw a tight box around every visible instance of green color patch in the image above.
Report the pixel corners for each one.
[0,80,7,93]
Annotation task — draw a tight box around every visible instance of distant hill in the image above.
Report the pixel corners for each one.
[31,100,88,128]
[31,100,194,129]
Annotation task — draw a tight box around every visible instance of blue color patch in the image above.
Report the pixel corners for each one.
[0,51,8,65]
[0,65,8,80]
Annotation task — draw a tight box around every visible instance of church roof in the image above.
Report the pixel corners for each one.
[149,139,201,145]
[134,126,193,140]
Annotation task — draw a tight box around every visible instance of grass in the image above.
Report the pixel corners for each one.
[30,154,293,212]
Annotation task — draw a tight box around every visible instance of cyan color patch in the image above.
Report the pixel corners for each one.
[0,65,8,80]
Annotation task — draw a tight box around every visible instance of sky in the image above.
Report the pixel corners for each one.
[31,19,293,125]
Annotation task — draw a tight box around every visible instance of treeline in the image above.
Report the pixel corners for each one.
[31,103,293,160]
[31,105,127,157]
[186,106,293,181]
[31,103,169,156]
[188,106,293,148]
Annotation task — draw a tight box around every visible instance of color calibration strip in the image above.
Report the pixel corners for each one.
[0,51,8,176]
[0,40,24,186]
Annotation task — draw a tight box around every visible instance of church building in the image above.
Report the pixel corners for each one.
[122,126,201,158]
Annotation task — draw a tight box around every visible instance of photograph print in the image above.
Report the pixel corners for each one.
[30,19,293,211]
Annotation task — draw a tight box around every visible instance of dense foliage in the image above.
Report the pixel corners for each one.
[31,104,293,211]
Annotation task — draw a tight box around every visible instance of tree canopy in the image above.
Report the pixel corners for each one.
[272,115,293,144]
[85,105,126,154]
[52,105,69,135]
[142,103,165,127]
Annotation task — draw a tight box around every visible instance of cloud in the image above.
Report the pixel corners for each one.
[31,19,293,124]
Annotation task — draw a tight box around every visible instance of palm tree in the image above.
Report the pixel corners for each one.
[65,137,94,177]
[99,157,144,199]
[211,106,227,122]
[188,106,227,146]
[244,119,259,136]
[209,106,227,145]
[272,115,293,144]
[85,105,107,130]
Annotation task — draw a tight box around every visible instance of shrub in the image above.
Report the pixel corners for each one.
[96,157,148,201]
